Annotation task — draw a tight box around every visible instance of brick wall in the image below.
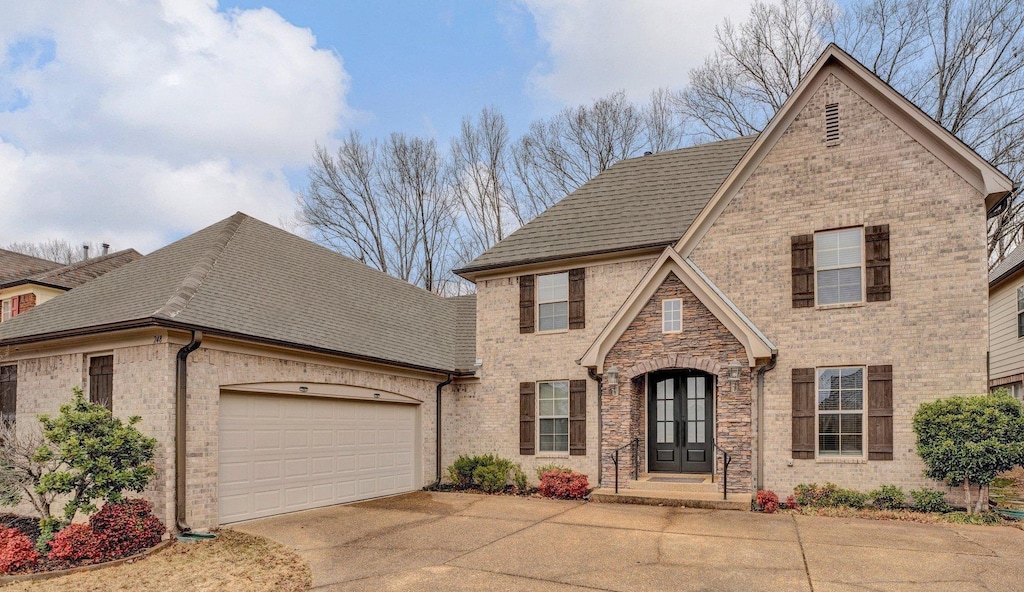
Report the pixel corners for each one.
[603,273,752,492]
[689,73,987,495]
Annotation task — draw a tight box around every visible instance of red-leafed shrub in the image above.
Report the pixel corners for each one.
[89,499,165,558]
[785,494,799,510]
[47,524,106,564]
[0,527,39,573]
[756,490,780,514]
[538,470,589,499]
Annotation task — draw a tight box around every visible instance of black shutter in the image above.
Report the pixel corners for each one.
[519,275,535,334]
[792,235,815,308]
[0,365,16,426]
[569,379,586,456]
[868,365,894,460]
[89,355,114,412]
[792,368,816,459]
[568,269,585,330]
[865,225,891,302]
[519,382,535,455]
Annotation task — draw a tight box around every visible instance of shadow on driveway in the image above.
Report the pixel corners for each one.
[231,491,1024,591]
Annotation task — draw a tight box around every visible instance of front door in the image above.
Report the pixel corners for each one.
[648,371,713,473]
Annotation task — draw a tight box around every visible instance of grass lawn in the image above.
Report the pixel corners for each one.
[5,530,310,591]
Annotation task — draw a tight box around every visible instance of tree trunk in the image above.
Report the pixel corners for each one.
[963,481,972,514]
[976,484,988,514]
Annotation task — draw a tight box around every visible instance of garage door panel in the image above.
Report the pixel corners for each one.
[218,393,418,524]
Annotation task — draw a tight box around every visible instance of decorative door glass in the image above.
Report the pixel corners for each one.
[686,376,706,444]
[656,379,674,444]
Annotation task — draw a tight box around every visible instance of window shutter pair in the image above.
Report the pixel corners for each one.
[0,365,16,426]
[790,365,893,460]
[790,226,890,307]
[519,379,586,456]
[518,269,585,333]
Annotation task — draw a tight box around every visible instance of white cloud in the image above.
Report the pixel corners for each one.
[0,0,350,252]
[519,0,757,106]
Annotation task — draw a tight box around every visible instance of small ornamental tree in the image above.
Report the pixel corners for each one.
[913,392,1024,513]
[35,388,157,523]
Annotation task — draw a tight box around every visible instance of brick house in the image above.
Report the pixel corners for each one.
[0,44,1013,529]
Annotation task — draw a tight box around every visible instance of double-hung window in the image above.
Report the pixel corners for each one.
[663,299,681,333]
[815,228,863,305]
[0,299,9,322]
[537,273,569,331]
[1017,286,1024,338]
[538,381,569,452]
[817,367,864,457]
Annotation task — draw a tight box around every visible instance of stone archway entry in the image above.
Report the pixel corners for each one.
[648,370,714,473]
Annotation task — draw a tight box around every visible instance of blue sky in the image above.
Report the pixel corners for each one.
[0,0,764,253]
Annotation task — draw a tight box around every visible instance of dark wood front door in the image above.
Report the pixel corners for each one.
[648,371,713,473]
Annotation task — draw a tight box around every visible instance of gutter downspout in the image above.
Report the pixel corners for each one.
[175,331,203,533]
[755,353,778,492]
[435,374,453,485]
[587,368,603,485]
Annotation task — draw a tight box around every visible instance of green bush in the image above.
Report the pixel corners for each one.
[447,455,492,488]
[511,465,528,492]
[535,463,569,481]
[869,485,906,510]
[473,462,511,493]
[913,393,1024,513]
[446,454,526,493]
[793,482,867,508]
[910,487,951,513]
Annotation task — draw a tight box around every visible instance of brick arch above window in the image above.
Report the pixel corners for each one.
[621,355,724,382]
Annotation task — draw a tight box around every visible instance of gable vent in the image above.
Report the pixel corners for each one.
[825,103,840,145]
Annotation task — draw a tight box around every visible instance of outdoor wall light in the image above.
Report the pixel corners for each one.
[728,360,743,391]
[299,385,309,393]
[605,365,620,395]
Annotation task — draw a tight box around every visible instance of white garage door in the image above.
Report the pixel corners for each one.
[218,393,418,524]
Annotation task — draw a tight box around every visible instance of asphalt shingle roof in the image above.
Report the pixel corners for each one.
[456,136,756,275]
[991,245,1024,287]
[0,213,471,374]
[2,249,143,290]
[449,294,477,372]
[0,249,62,284]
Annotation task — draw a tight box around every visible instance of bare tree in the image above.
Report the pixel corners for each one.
[0,422,62,522]
[4,239,103,265]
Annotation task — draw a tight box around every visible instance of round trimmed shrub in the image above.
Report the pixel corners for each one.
[538,470,589,499]
[89,499,165,558]
[47,524,104,564]
[0,526,39,573]
[756,490,779,513]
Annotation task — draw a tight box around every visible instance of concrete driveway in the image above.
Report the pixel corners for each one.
[231,491,1024,591]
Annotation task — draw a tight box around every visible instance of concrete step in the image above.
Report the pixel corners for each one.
[628,480,719,493]
[590,487,752,511]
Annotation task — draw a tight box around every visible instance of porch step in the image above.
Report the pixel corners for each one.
[628,474,718,494]
[591,487,752,511]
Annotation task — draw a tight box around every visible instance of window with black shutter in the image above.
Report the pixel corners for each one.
[89,355,114,412]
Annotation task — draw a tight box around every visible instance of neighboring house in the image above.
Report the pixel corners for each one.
[0,247,142,323]
[0,44,1013,530]
[988,247,1024,400]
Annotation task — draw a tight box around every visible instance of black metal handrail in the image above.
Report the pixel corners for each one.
[713,441,731,500]
[608,438,641,494]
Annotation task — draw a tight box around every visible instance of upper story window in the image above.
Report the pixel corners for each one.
[0,299,10,322]
[817,367,864,457]
[1017,286,1024,338]
[537,272,569,332]
[663,299,681,333]
[815,228,863,306]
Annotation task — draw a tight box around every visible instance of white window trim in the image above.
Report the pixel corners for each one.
[0,299,9,322]
[662,299,682,333]
[814,227,866,308]
[536,272,569,333]
[815,366,866,460]
[1017,285,1024,339]
[537,380,570,454]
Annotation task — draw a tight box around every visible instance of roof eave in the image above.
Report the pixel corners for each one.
[454,241,676,281]
[0,279,71,292]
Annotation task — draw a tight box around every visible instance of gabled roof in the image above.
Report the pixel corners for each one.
[0,249,61,284]
[579,247,776,371]
[0,249,142,291]
[0,213,472,375]
[450,294,477,373]
[990,245,1024,289]
[454,136,755,278]
[675,43,1014,257]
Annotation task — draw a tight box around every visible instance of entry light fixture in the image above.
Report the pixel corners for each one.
[299,385,309,393]
[728,361,743,391]
[605,365,620,396]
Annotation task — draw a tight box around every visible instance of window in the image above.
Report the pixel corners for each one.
[89,355,114,411]
[663,299,681,333]
[0,365,15,426]
[0,299,9,322]
[538,381,569,452]
[537,272,569,331]
[1017,286,1024,338]
[817,367,864,457]
[815,228,863,305]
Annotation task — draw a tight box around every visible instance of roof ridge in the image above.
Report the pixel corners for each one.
[152,212,247,319]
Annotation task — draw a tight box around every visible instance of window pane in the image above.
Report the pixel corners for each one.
[1019,286,1024,311]
[688,398,696,420]
[664,399,673,420]
[837,267,862,302]
[554,397,569,416]
[540,434,554,451]
[841,389,863,410]
[840,368,863,389]
[819,434,840,454]
[537,273,568,302]
[840,434,862,455]
[539,382,552,398]
[1019,312,1024,338]
[819,369,840,390]
[815,233,839,266]
[840,413,862,434]
[657,423,666,443]
[538,302,568,331]
[539,399,554,416]
[819,414,839,434]
[818,390,840,411]
[553,435,568,451]
[817,270,839,305]
[696,398,705,421]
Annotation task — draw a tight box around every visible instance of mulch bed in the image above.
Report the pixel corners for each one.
[0,514,41,541]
